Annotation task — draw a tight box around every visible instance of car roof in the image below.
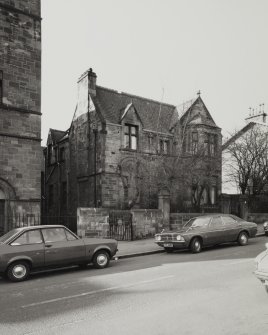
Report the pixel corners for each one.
[14,225,67,231]
[192,214,240,219]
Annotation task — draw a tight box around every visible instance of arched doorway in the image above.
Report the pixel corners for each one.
[0,188,5,235]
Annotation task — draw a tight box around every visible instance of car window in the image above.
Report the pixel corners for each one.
[42,228,67,243]
[65,229,77,241]
[210,217,223,228]
[11,230,43,246]
[0,228,21,243]
[221,216,237,225]
[185,217,210,228]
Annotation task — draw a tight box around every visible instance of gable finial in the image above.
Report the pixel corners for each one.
[197,90,201,97]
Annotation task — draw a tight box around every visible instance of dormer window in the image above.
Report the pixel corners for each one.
[124,124,138,150]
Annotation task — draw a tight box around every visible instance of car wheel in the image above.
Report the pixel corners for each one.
[237,231,248,246]
[190,237,202,253]
[93,250,110,269]
[7,261,30,282]
[164,248,174,253]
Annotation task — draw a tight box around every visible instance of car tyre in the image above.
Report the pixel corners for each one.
[164,248,174,253]
[190,237,202,253]
[6,261,30,282]
[237,231,248,246]
[93,250,110,269]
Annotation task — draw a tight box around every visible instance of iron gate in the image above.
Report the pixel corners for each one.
[109,210,133,241]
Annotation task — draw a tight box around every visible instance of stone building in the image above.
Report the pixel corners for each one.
[44,69,222,218]
[0,0,42,234]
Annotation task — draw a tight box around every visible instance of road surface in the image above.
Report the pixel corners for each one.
[0,236,268,335]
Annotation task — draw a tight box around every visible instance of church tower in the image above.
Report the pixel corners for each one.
[0,0,42,233]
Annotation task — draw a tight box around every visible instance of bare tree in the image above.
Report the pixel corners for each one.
[223,126,268,195]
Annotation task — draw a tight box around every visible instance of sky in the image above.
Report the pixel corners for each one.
[41,0,268,145]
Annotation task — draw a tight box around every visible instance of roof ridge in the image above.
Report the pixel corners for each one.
[96,85,176,108]
[49,128,66,133]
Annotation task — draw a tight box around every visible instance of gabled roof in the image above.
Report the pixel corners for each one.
[222,121,268,150]
[93,86,177,133]
[179,96,218,128]
[48,128,68,144]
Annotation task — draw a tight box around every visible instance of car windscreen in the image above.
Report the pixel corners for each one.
[183,217,210,228]
[0,228,21,243]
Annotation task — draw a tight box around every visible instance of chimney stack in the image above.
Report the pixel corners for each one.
[78,68,97,97]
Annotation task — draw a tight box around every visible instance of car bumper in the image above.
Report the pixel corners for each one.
[254,270,268,284]
[155,241,188,249]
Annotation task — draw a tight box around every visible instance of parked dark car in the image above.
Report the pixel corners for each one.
[254,243,268,293]
[263,222,268,236]
[155,214,257,253]
[0,225,118,282]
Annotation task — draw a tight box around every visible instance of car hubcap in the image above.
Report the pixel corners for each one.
[195,242,200,250]
[240,235,247,244]
[97,254,107,266]
[12,265,27,279]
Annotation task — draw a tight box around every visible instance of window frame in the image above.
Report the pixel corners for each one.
[124,124,138,150]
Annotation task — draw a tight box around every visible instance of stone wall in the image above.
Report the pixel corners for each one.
[247,213,268,224]
[77,207,109,238]
[77,207,164,239]
[170,212,209,230]
[132,209,163,238]
[0,0,41,232]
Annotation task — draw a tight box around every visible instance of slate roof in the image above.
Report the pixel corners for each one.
[49,128,67,144]
[93,86,177,133]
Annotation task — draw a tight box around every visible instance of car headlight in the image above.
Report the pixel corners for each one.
[155,235,161,241]
[176,235,185,241]
[264,222,268,228]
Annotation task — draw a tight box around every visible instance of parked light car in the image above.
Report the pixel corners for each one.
[263,222,268,236]
[254,243,268,293]
[155,214,257,253]
[0,225,118,282]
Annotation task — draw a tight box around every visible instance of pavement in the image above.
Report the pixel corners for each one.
[116,223,266,259]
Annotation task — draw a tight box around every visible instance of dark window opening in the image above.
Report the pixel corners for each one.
[59,147,65,161]
[0,70,3,104]
[159,139,170,155]
[47,145,52,165]
[205,133,217,156]
[61,182,67,209]
[192,132,198,154]
[48,185,54,208]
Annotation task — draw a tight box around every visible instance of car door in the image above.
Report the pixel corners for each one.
[8,229,45,268]
[207,216,226,245]
[42,227,86,266]
[221,215,241,242]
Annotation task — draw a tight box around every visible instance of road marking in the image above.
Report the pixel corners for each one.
[21,275,174,308]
